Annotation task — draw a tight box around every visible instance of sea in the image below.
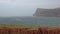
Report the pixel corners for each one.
[0,16,60,27]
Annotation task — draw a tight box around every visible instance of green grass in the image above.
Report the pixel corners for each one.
[0,24,38,28]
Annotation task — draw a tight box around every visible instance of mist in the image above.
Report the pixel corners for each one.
[0,0,60,17]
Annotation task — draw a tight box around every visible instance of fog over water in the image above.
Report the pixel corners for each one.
[0,0,60,17]
[0,0,60,26]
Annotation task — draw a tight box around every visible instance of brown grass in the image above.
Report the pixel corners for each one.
[0,24,60,34]
[0,27,60,34]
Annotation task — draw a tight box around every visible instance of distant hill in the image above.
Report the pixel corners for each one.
[33,8,60,17]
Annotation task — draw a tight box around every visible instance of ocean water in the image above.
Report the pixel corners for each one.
[0,16,60,27]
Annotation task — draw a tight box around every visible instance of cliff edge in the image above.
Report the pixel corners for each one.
[33,8,60,17]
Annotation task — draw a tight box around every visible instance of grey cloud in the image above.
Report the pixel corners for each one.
[0,0,60,17]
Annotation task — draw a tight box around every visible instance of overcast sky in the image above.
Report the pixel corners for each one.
[0,0,60,17]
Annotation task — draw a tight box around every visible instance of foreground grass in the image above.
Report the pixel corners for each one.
[0,24,39,28]
[0,24,60,28]
[0,24,60,34]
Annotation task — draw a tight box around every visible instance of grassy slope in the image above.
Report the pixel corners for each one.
[0,24,39,28]
[0,24,60,28]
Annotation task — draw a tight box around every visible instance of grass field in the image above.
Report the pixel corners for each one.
[0,24,60,34]
[0,24,38,28]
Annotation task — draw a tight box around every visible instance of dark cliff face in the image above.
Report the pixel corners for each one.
[33,8,60,17]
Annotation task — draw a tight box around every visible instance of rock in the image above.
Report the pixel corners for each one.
[33,8,60,17]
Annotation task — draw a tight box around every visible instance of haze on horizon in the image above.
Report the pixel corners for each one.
[0,0,60,17]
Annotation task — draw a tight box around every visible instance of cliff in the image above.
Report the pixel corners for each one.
[33,8,60,17]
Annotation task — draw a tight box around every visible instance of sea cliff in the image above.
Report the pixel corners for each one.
[33,8,60,17]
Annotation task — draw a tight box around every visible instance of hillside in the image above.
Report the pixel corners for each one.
[33,8,60,17]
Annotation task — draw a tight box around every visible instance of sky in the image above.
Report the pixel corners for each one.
[0,0,60,17]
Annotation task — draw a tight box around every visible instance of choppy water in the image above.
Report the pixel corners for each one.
[0,16,60,27]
